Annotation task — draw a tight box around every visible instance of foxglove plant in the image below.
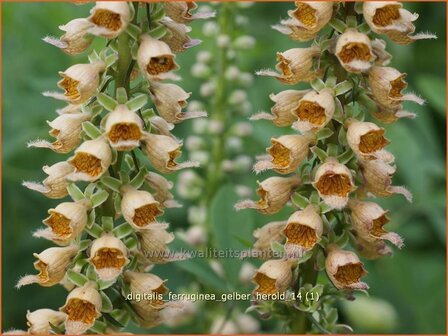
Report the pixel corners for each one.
[237,2,435,333]
[16,1,211,334]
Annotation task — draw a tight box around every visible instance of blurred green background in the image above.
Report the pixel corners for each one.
[2,2,446,334]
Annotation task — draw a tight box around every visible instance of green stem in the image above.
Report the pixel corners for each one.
[116,30,132,91]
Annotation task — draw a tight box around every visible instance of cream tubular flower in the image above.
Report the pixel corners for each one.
[335,29,375,73]
[28,112,91,154]
[138,228,175,264]
[26,309,67,334]
[363,2,436,45]
[349,199,404,248]
[68,137,112,182]
[23,161,74,199]
[257,46,320,85]
[145,172,181,208]
[43,18,94,55]
[88,1,132,38]
[354,234,393,260]
[369,101,416,124]
[325,244,368,290]
[283,205,323,257]
[150,82,207,124]
[36,200,91,245]
[292,88,335,132]
[368,66,424,109]
[17,245,78,288]
[60,281,102,335]
[164,2,215,24]
[254,134,315,174]
[137,35,179,81]
[105,104,145,151]
[251,221,287,259]
[273,2,334,42]
[89,233,129,281]
[250,90,310,127]
[252,259,295,295]
[346,120,393,162]
[121,186,164,230]
[359,158,412,202]
[313,158,356,210]
[160,18,201,53]
[235,176,301,215]
[142,133,199,174]
[43,62,105,105]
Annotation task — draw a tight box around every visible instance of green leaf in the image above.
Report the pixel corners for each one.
[89,320,107,334]
[113,222,134,239]
[124,236,138,250]
[98,93,118,112]
[91,190,109,208]
[126,94,148,112]
[85,223,104,239]
[309,191,321,205]
[311,146,328,162]
[98,279,115,290]
[126,23,142,40]
[316,128,334,141]
[67,183,85,201]
[88,50,101,63]
[87,209,96,228]
[114,193,122,215]
[105,52,118,67]
[127,255,138,271]
[357,22,371,34]
[337,126,348,146]
[346,15,357,28]
[101,176,122,193]
[82,121,102,139]
[84,183,97,198]
[116,87,128,104]
[335,80,353,96]
[141,108,156,120]
[310,78,326,92]
[101,216,114,232]
[338,148,354,164]
[151,3,166,22]
[325,76,337,88]
[149,24,167,39]
[327,144,339,157]
[130,167,148,189]
[100,291,113,313]
[291,192,310,209]
[85,264,97,281]
[319,202,333,214]
[79,239,92,251]
[329,18,347,33]
[67,269,89,287]
[49,322,65,334]
[124,154,135,170]
[110,309,131,326]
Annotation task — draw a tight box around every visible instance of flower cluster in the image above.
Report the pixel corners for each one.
[236,2,434,332]
[16,2,211,334]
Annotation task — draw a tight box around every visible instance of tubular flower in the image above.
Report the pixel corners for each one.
[282,205,323,258]
[348,199,404,248]
[142,133,199,174]
[28,112,92,153]
[43,62,105,105]
[368,66,424,109]
[89,233,129,281]
[67,137,112,182]
[60,281,102,335]
[105,104,145,151]
[235,176,301,215]
[36,200,91,245]
[121,186,164,230]
[145,172,181,208]
[26,309,67,334]
[325,244,368,290]
[353,234,393,260]
[359,158,412,202]
[251,221,287,259]
[257,46,321,84]
[22,161,74,199]
[252,259,295,295]
[137,35,179,81]
[163,2,215,24]
[160,18,202,53]
[292,88,335,132]
[363,2,436,45]
[87,1,132,38]
[273,2,334,42]
[313,158,356,210]
[253,133,315,174]
[250,89,310,127]
[335,29,375,73]
[150,82,207,124]
[369,101,416,124]
[138,227,175,264]
[371,38,392,66]
[17,245,78,288]
[346,120,393,162]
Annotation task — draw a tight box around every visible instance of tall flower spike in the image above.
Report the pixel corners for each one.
[163,2,215,24]
[252,259,295,295]
[335,29,375,73]
[363,2,436,45]
[235,176,301,215]
[88,1,133,38]
[26,309,67,334]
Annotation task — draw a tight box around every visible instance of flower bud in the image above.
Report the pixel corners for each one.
[359,158,412,202]
[254,133,314,174]
[145,172,181,208]
[23,161,74,199]
[217,34,231,48]
[188,205,207,227]
[88,1,132,38]
[234,35,256,49]
[196,51,212,64]
[26,309,67,334]
[184,226,207,247]
[257,46,321,84]
[325,244,368,290]
[137,35,179,81]
[121,186,164,230]
[60,281,102,335]
[313,158,356,210]
[368,66,424,109]
[363,2,436,45]
[177,170,203,200]
[68,137,112,182]
[43,62,105,105]
[199,81,216,97]
[105,104,144,151]
[138,227,175,263]
[191,62,211,78]
[235,176,301,215]
[251,221,287,259]
[142,133,199,174]
[202,21,219,36]
[17,245,78,288]
[252,259,295,295]
[89,233,129,281]
[164,2,215,24]
[150,82,207,124]
[160,18,201,53]
[346,120,393,162]
[274,2,334,41]
[349,199,403,248]
[251,89,309,127]
[292,89,335,132]
[239,262,257,284]
[335,29,375,73]
[36,200,90,245]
